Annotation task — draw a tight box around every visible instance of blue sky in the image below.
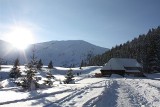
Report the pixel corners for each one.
[0,0,160,48]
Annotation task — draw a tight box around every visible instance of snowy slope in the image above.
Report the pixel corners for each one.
[1,66,160,107]
[26,40,107,66]
[0,40,107,66]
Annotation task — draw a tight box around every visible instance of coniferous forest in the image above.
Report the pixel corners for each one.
[88,26,160,73]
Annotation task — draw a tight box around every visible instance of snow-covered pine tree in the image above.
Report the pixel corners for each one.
[28,45,38,69]
[45,61,55,86]
[0,61,1,70]
[20,45,38,90]
[45,70,55,86]
[9,58,21,78]
[21,64,38,90]
[64,68,75,84]
[80,60,83,69]
[14,58,19,67]
[37,59,43,70]
[48,61,53,69]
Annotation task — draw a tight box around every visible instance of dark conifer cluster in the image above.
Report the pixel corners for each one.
[88,26,160,73]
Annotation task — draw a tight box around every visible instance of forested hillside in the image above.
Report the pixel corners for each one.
[88,26,160,73]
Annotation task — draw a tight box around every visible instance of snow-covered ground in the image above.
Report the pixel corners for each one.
[0,66,160,107]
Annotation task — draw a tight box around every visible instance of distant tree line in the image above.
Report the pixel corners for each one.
[88,26,160,73]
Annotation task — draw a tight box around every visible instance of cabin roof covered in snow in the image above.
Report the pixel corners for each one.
[101,58,142,72]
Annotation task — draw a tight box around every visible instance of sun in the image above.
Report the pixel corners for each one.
[5,26,34,50]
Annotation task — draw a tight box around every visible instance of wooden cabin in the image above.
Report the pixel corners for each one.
[101,58,144,77]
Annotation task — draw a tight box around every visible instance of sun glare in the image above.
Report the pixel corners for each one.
[5,26,34,50]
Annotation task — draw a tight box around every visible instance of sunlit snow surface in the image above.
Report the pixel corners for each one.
[0,65,160,107]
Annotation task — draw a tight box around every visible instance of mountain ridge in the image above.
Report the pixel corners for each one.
[0,40,108,66]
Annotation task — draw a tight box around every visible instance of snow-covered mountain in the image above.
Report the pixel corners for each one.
[0,40,108,66]
[25,40,108,67]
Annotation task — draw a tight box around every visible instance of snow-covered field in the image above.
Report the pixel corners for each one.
[0,66,160,107]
